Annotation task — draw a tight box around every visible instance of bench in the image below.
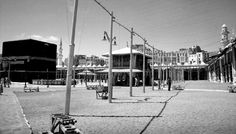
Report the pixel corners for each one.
[228,85,236,93]
[95,85,108,99]
[86,85,98,90]
[172,85,185,90]
[24,86,39,92]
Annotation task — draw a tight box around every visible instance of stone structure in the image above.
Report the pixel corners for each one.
[208,24,236,84]
[1,39,57,83]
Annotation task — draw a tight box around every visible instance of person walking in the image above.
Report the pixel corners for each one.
[167,77,172,91]
[134,77,138,86]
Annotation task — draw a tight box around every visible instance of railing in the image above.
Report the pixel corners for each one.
[32,79,66,85]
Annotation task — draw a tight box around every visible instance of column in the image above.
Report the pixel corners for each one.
[219,57,224,83]
[232,46,236,84]
[213,62,216,82]
[162,68,164,83]
[197,68,200,80]
[172,68,175,81]
[225,53,229,82]
[190,68,192,80]
[208,66,211,82]
[188,69,190,80]
[166,67,168,81]
[158,67,161,89]
[177,69,180,82]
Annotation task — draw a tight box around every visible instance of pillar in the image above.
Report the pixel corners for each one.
[166,67,168,81]
[197,68,200,80]
[190,68,192,80]
[187,69,190,80]
[225,54,229,82]
[208,66,211,82]
[162,68,164,83]
[213,62,216,82]
[158,68,161,89]
[219,57,224,83]
[232,46,236,84]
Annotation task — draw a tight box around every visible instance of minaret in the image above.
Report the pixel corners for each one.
[230,27,236,42]
[221,24,230,47]
[57,38,63,66]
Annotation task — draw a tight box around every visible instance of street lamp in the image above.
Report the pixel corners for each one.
[102,13,116,103]
[65,0,78,115]
[152,45,154,91]
[129,28,134,97]
[143,39,146,93]
[103,31,117,45]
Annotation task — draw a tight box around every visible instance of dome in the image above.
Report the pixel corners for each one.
[222,24,227,28]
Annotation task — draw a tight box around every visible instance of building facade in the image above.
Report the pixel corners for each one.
[133,44,208,82]
[101,47,151,86]
[208,24,236,84]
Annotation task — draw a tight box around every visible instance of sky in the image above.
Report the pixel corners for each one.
[1,0,236,59]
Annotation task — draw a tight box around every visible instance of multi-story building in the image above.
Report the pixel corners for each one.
[101,47,152,86]
[132,44,208,81]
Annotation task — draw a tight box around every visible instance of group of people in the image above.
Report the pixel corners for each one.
[1,77,11,88]
[156,77,172,91]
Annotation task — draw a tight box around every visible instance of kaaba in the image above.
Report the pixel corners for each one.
[1,39,57,83]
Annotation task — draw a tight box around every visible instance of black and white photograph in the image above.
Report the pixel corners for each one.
[0,0,236,134]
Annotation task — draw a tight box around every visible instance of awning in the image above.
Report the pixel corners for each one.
[78,70,96,75]
[98,69,142,73]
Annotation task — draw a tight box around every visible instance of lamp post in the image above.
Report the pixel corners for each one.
[108,12,114,103]
[94,0,117,103]
[158,64,161,89]
[129,28,134,97]
[102,12,115,103]
[143,39,146,93]
[152,45,154,91]
[65,0,78,115]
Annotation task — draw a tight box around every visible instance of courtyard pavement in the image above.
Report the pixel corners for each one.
[0,80,235,134]
[0,86,32,134]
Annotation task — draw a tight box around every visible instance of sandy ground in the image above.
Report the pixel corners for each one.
[13,82,236,134]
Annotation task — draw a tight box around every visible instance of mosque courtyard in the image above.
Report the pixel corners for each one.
[12,81,236,134]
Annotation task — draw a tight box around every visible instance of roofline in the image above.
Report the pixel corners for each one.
[3,38,57,45]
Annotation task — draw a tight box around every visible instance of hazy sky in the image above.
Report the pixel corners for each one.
[1,0,236,59]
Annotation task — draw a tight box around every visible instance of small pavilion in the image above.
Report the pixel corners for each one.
[101,47,151,86]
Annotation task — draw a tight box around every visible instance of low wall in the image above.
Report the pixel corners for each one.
[32,79,66,85]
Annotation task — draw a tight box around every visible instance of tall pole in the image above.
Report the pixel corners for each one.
[108,11,114,103]
[143,40,146,93]
[73,65,76,87]
[129,28,134,97]
[65,0,78,115]
[152,46,154,90]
